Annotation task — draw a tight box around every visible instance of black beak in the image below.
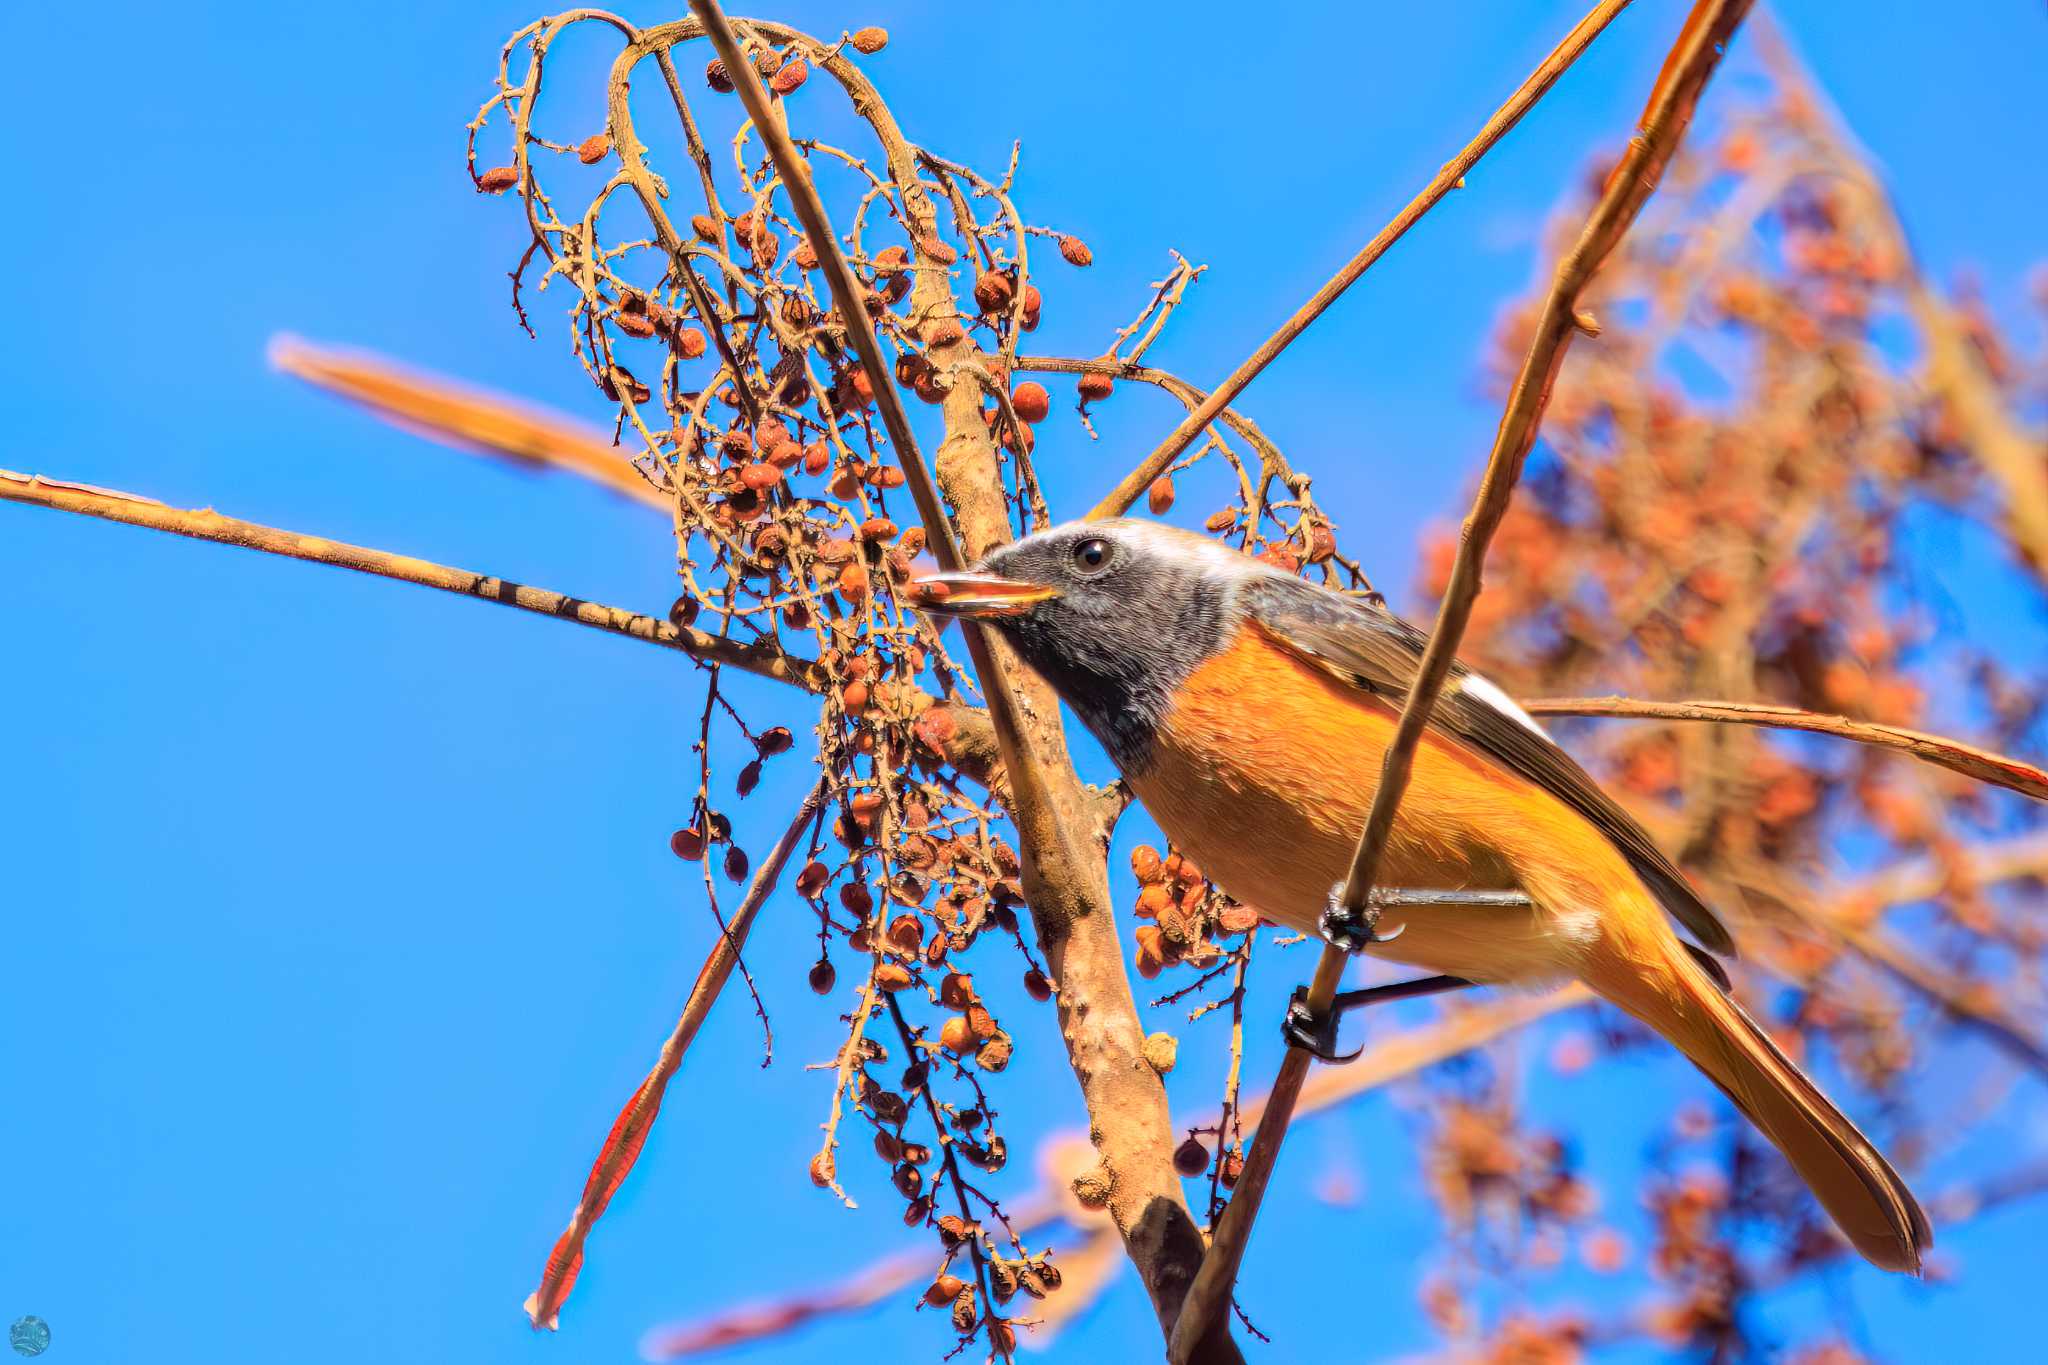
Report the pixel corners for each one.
[906,571,1060,619]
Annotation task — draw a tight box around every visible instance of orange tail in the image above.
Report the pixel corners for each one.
[1587,930,1930,1273]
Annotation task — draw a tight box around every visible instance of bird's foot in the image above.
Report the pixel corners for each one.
[1281,986,1363,1064]
[1319,883,1406,954]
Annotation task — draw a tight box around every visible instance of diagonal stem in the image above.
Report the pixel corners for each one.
[1167,3,1756,1357]
[1089,0,1637,521]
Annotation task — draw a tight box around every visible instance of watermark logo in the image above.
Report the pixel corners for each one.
[7,1318,49,1358]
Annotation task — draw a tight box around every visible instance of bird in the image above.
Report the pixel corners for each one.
[911,517,1930,1275]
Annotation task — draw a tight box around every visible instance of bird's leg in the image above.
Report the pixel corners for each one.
[1281,975,1479,1063]
[1319,881,1407,952]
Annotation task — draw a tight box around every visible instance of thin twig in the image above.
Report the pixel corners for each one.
[1089,0,1637,521]
[1527,696,2048,803]
[525,779,827,1331]
[0,468,821,692]
[1168,4,1753,1357]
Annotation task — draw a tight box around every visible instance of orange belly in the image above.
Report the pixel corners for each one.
[1127,624,1641,984]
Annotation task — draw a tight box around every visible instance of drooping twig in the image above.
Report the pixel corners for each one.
[0,468,821,691]
[1089,0,1638,521]
[1526,696,2048,803]
[525,779,827,1331]
[1168,4,1754,1358]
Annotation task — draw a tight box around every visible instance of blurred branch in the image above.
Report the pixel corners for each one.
[0,468,820,691]
[1170,4,1754,1358]
[526,780,827,1331]
[269,334,674,513]
[1089,0,1637,520]
[1527,696,2048,802]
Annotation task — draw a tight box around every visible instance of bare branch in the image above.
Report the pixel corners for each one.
[0,468,821,692]
[1527,696,2048,803]
[526,780,827,1331]
[1089,0,1637,520]
[1169,4,1754,1356]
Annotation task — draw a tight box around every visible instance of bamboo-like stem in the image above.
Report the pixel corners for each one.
[525,780,826,1331]
[1168,4,1754,1357]
[1089,0,1636,521]
[0,468,820,691]
[685,5,1230,1352]
[1526,696,2048,803]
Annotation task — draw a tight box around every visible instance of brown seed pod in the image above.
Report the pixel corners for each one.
[1174,1135,1209,1177]
[859,517,899,542]
[1131,844,1164,883]
[924,1274,964,1308]
[1018,283,1042,331]
[750,231,781,268]
[739,462,781,492]
[1218,902,1261,934]
[792,237,819,269]
[916,234,958,265]
[1057,234,1093,267]
[723,844,749,883]
[704,58,734,93]
[668,826,707,860]
[1023,968,1052,1002]
[837,563,870,604]
[874,1131,904,1163]
[939,971,974,1009]
[1133,883,1172,920]
[756,726,794,757]
[780,598,811,630]
[808,1150,835,1187]
[851,25,888,53]
[976,1032,1011,1072]
[939,1014,974,1054]
[796,860,830,898]
[476,165,519,194]
[1076,368,1113,402]
[615,310,656,339]
[1304,521,1337,563]
[972,270,1014,314]
[888,914,923,952]
[871,1089,908,1124]
[807,958,836,993]
[1221,1150,1245,1188]
[675,328,707,360]
[690,213,719,241]
[1009,381,1051,423]
[949,1288,976,1333]
[839,882,874,915]
[1148,476,1176,515]
[871,244,909,279]
[801,442,832,475]
[874,962,913,992]
[668,595,700,628]
[923,318,966,348]
[966,1003,997,1041]
[901,1141,931,1165]
[1204,507,1237,533]
[576,133,611,164]
[989,1321,1016,1355]
[769,58,808,94]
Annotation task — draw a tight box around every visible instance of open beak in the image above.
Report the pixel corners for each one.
[906,571,1059,619]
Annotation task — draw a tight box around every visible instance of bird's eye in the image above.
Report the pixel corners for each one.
[1070,537,1113,575]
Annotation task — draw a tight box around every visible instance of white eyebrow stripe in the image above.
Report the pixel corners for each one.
[1458,672,1550,737]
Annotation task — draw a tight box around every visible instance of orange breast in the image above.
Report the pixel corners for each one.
[1128,624,1642,982]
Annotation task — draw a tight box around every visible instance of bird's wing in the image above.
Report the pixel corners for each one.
[1243,576,1734,958]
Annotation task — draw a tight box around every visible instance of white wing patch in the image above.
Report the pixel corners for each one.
[1458,672,1550,738]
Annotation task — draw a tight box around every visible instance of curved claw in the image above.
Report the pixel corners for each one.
[1281,988,1364,1064]
[1319,886,1406,954]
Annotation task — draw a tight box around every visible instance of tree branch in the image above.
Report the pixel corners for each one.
[684,5,1231,1354]
[526,779,827,1331]
[1526,696,2048,803]
[1089,0,1637,521]
[1169,4,1754,1357]
[0,468,821,692]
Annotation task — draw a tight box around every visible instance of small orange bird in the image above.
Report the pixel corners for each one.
[916,518,1929,1274]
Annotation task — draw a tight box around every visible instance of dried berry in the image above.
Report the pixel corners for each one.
[669,826,707,860]
[739,461,781,491]
[705,58,734,93]
[925,1273,964,1308]
[939,1014,974,1053]
[1077,368,1113,402]
[1010,381,1051,423]
[477,165,519,194]
[975,1033,1012,1072]
[576,133,611,164]
[851,26,889,53]
[690,213,719,241]
[1057,234,1093,267]
[675,327,708,360]
[796,860,830,898]
[1204,507,1237,533]
[1221,1150,1245,1188]
[615,310,656,339]
[756,726,794,756]
[735,759,762,798]
[924,318,966,348]
[939,971,974,1008]
[1144,1032,1179,1075]
[770,58,808,94]
[723,844,749,883]
[1023,968,1052,1001]
[1174,1135,1209,1177]
[668,595,700,628]
[807,958,836,993]
[973,270,1014,314]
[1148,476,1176,514]
[809,1150,834,1186]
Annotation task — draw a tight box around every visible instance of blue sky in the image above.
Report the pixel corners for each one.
[3,3,2043,1362]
